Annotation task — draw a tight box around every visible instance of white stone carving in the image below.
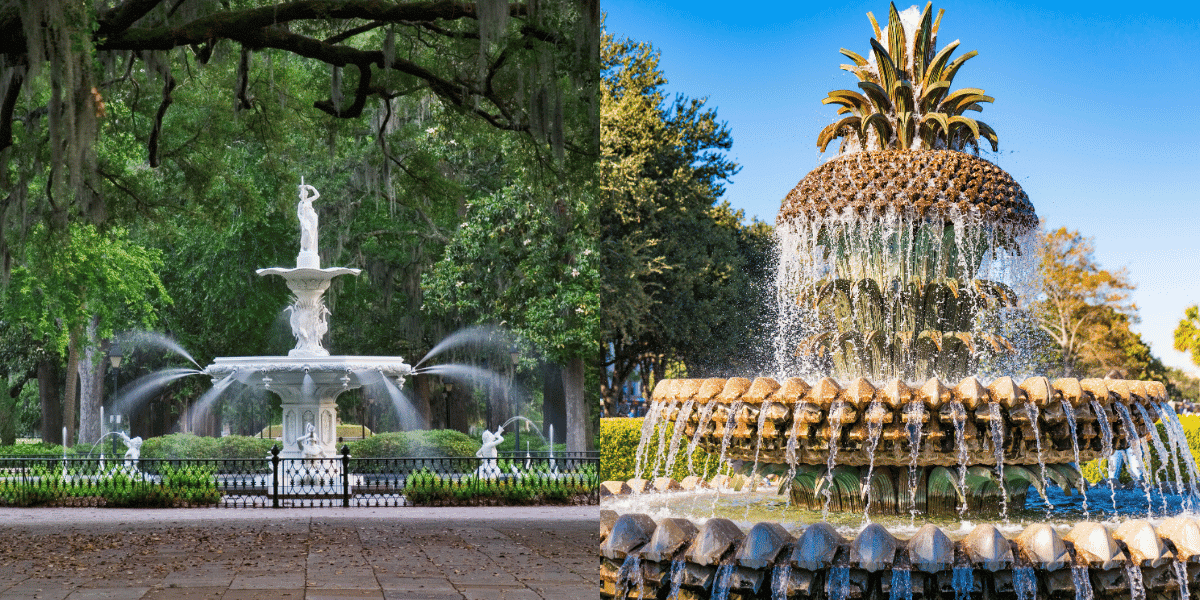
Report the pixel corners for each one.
[476,426,505,479]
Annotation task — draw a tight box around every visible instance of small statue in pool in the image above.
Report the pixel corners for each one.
[123,435,143,468]
[475,426,505,479]
[297,423,327,462]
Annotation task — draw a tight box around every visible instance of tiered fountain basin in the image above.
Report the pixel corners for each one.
[205,356,412,460]
[625,376,1168,516]
[600,509,1200,600]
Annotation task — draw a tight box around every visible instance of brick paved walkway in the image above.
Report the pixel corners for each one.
[0,507,598,600]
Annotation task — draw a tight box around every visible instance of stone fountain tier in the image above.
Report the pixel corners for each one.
[205,356,411,459]
[653,376,1165,468]
[256,265,361,358]
[600,510,1200,600]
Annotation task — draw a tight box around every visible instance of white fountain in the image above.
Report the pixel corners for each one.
[204,179,413,463]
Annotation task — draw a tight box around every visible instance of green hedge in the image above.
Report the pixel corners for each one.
[347,430,480,458]
[599,417,723,482]
[0,464,221,508]
[1081,415,1200,485]
[0,442,82,456]
[403,466,596,506]
[140,434,277,460]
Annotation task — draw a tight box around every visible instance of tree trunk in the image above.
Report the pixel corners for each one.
[446,386,469,433]
[77,319,105,445]
[64,326,83,447]
[38,358,63,444]
[0,386,16,445]
[412,374,432,429]
[542,362,566,442]
[562,356,588,452]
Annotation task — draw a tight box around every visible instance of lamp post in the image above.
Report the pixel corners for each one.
[108,343,123,454]
[509,347,520,452]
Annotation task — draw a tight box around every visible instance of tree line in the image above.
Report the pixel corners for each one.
[0,0,600,451]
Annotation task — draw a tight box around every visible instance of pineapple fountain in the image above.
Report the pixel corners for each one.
[601,4,1200,599]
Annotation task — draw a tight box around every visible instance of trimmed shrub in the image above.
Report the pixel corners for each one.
[139,434,274,460]
[348,429,480,458]
[599,417,723,482]
[0,442,82,457]
[215,436,277,459]
[402,467,596,506]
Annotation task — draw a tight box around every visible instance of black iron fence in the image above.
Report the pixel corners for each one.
[0,448,599,508]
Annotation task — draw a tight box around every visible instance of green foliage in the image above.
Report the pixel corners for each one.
[95,466,220,508]
[0,442,83,456]
[1175,306,1200,368]
[599,32,767,404]
[1081,415,1200,485]
[348,430,480,458]
[403,466,596,506]
[598,417,722,482]
[424,184,601,364]
[5,223,169,355]
[140,434,275,460]
[0,463,219,507]
[0,465,64,506]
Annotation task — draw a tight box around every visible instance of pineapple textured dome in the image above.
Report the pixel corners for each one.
[777,149,1037,231]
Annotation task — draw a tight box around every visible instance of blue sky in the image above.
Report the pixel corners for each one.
[603,0,1200,371]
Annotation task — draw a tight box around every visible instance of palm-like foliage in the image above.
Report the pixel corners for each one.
[817,2,998,154]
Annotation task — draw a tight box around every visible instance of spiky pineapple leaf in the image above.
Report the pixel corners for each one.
[842,64,880,85]
[954,332,974,355]
[946,95,993,115]
[861,113,893,147]
[867,11,883,41]
[869,38,900,94]
[912,2,934,77]
[1049,464,1087,495]
[928,465,965,503]
[858,81,892,113]
[919,112,950,138]
[1041,465,1075,496]
[890,79,915,113]
[948,115,980,140]
[940,50,978,87]
[922,40,960,87]
[977,121,999,151]
[817,116,862,152]
[1004,465,1046,501]
[887,2,907,74]
[939,88,988,111]
[897,111,914,148]
[931,7,944,36]
[825,89,871,109]
[840,48,870,67]
[919,81,950,110]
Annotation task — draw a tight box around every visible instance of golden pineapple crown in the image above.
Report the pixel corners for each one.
[819,2,997,155]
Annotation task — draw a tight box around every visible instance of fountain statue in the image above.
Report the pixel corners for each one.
[476,426,505,478]
[600,4,1200,599]
[204,180,412,464]
[122,435,143,467]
